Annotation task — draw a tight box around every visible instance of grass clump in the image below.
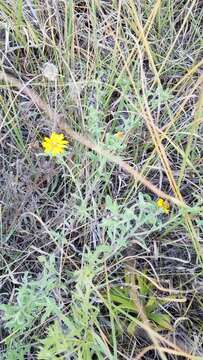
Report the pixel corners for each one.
[0,0,203,359]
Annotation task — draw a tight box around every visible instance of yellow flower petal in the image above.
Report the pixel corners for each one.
[114,131,124,140]
[156,198,170,214]
[42,132,68,157]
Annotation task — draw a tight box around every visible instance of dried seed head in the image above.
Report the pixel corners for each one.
[42,62,58,81]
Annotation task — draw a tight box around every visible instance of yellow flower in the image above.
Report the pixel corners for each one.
[156,198,170,214]
[42,132,68,157]
[114,131,124,140]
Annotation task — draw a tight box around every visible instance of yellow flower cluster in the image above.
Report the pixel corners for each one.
[114,131,124,140]
[156,198,170,214]
[42,132,68,157]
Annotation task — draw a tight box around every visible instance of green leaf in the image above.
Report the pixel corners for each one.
[137,273,151,297]
[108,287,139,314]
[145,296,159,314]
[127,320,137,335]
[148,313,173,331]
[105,195,119,215]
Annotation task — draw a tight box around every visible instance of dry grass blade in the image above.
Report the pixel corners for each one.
[137,37,203,263]
[135,345,203,360]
